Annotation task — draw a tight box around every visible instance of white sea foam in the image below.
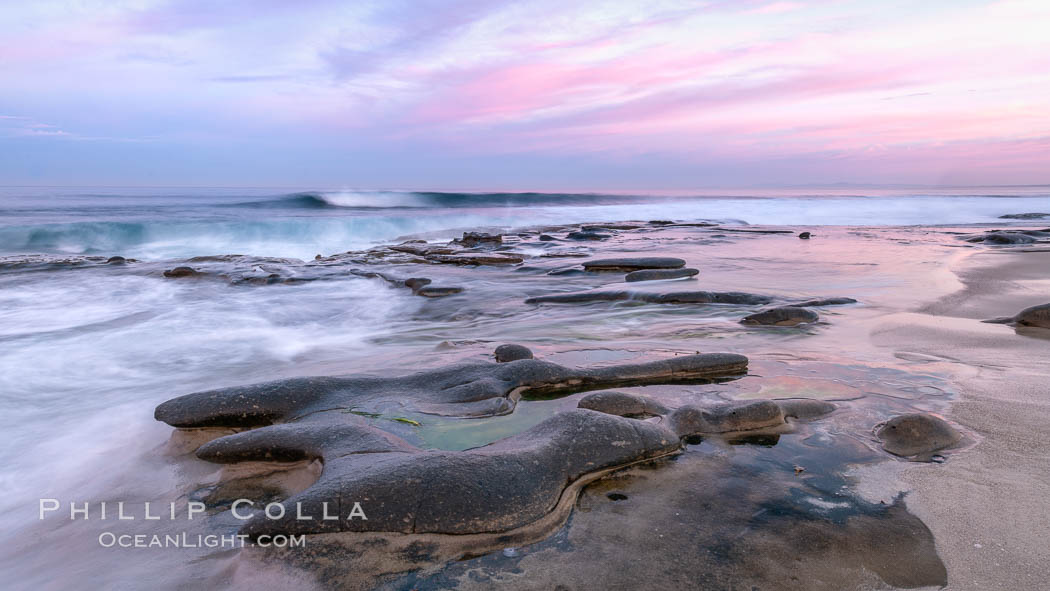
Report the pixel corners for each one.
[0,194,1045,259]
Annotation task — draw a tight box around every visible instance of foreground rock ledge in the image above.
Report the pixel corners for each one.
[155,353,749,426]
[200,410,681,537]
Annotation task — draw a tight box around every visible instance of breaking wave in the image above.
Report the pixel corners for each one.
[0,187,1047,261]
[234,191,644,209]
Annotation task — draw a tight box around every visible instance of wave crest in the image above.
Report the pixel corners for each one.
[235,191,640,210]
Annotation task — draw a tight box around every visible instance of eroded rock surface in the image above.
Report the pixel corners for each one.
[163,266,202,278]
[741,306,819,326]
[1013,303,1050,328]
[665,399,835,437]
[427,254,524,266]
[624,268,699,282]
[155,353,749,426]
[454,232,502,247]
[577,391,669,417]
[876,413,961,458]
[582,257,686,271]
[566,231,610,241]
[963,231,1038,245]
[984,302,1050,328]
[197,409,680,538]
[494,344,533,363]
[668,401,786,436]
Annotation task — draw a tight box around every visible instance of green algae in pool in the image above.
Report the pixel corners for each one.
[417,400,562,451]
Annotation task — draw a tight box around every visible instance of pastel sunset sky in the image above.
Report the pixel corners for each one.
[2,0,1048,188]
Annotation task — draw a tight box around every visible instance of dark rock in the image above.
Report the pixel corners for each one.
[582,223,642,231]
[196,420,418,463]
[389,242,455,256]
[654,292,772,304]
[526,290,772,305]
[427,254,523,265]
[106,256,126,264]
[194,410,680,538]
[454,232,503,247]
[876,413,961,457]
[352,273,458,298]
[233,273,284,286]
[577,391,669,417]
[740,306,819,326]
[999,213,1050,219]
[668,401,785,437]
[624,268,699,282]
[566,231,610,241]
[964,232,1037,245]
[582,257,686,271]
[494,344,533,363]
[155,353,749,426]
[538,234,556,241]
[793,297,857,307]
[798,232,811,239]
[1013,303,1050,328]
[648,220,675,225]
[163,266,201,278]
[415,286,463,298]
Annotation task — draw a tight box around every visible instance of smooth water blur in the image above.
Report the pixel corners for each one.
[1,186,1048,260]
[0,268,421,532]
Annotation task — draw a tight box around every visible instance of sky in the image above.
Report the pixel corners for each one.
[1,0,1048,189]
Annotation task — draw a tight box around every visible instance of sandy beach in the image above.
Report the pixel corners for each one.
[872,248,1050,590]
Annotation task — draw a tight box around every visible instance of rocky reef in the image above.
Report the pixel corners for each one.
[136,221,979,588]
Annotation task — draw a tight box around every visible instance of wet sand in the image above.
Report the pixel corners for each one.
[870,249,1050,590]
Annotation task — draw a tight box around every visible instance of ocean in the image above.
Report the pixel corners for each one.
[1,185,1048,260]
